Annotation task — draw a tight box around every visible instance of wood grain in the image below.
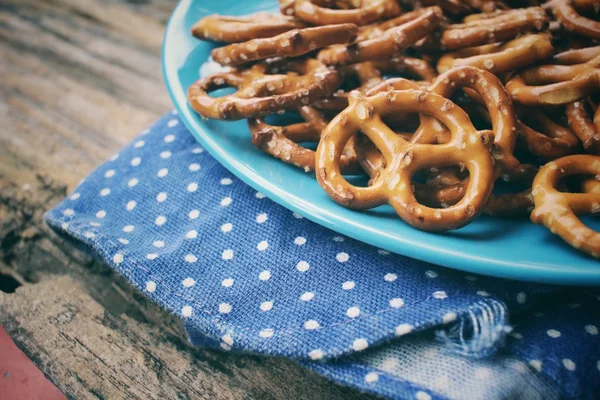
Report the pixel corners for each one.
[0,1,374,398]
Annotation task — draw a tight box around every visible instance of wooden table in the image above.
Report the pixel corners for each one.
[0,1,374,398]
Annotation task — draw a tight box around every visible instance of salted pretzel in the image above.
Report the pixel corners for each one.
[317,7,444,66]
[546,0,600,40]
[516,109,582,159]
[531,155,600,257]
[291,0,401,26]
[248,106,361,173]
[506,51,600,106]
[315,90,494,231]
[211,24,358,67]
[188,58,340,120]
[566,98,600,155]
[437,33,554,75]
[191,13,306,43]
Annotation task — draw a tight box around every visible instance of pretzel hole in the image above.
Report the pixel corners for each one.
[412,166,471,209]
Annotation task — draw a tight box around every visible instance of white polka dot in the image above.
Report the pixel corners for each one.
[89,222,101,227]
[294,236,307,245]
[364,372,379,383]
[529,360,542,372]
[220,178,232,185]
[164,134,175,143]
[185,254,197,263]
[433,291,448,299]
[257,240,269,251]
[113,253,124,264]
[70,193,80,200]
[336,252,349,262]
[220,197,232,206]
[110,153,119,161]
[61,222,69,229]
[141,129,150,135]
[300,292,314,301]
[377,249,390,255]
[134,140,145,148]
[547,329,561,338]
[146,281,156,292]
[123,225,134,233]
[259,270,271,281]
[182,278,196,288]
[304,320,320,330]
[84,232,95,238]
[117,238,129,245]
[222,249,234,260]
[333,236,345,242]
[167,119,178,127]
[352,338,368,351]
[156,192,167,203]
[99,188,111,196]
[157,168,168,177]
[130,157,141,166]
[189,163,200,171]
[186,230,197,239]
[342,281,355,290]
[585,325,598,335]
[474,367,491,379]
[153,240,165,248]
[159,150,172,159]
[222,278,234,287]
[512,361,527,373]
[260,301,273,311]
[510,332,523,339]
[477,290,490,297]
[296,261,310,272]
[384,273,397,282]
[256,213,268,223]
[126,200,136,211]
[155,215,166,226]
[187,182,198,192]
[416,391,431,400]
[220,223,232,233]
[146,253,158,260]
[259,329,274,338]
[597,360,600,372]
[219,303,232,314]
[308,349,324,360]
[389,298,405,308]
[395,324,414,336]
[346,307,360,318]
[222,334,233,346]
[104,169,115,178]
[517,292,527,304]
[189,209,200,219]
[128,178,139,187]
[425,270,438,278]
[443,312,457,323]
[95,210,106,219]
[182,306,193,318]
[255,192,265,199]
[292,212,303,219]
[562,359,576,371]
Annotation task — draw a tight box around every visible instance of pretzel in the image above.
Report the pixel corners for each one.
[546,0,600,40]
[248,106,361,173]
[315,90,494,231]
[211,24,358,67]
[437,33,554,75]
[317,7,444,66]
[566,99,600,155]
[188,58,340,120]
[191,13,306,43]
[506,52,600,106]
[530,155,600,257]
[516,109,582,159]
[420,0,473,14]
[292,0,401,26]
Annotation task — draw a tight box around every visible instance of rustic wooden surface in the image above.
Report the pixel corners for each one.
[0,1,375,398]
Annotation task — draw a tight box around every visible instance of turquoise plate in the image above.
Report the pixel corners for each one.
[162,0,600,285]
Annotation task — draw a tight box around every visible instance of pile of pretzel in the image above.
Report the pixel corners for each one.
[188,0,600,258]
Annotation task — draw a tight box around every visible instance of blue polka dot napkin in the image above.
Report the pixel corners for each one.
[45,112,600,399]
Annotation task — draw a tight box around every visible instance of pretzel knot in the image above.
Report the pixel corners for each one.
[211,24,358,67]
[530,155,600,258]
[188,59,340,120]
[315,90,494,232]
[191,12,306,43]
[292,0,401,26]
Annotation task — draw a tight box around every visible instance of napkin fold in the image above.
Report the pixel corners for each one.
[45,112,600,399]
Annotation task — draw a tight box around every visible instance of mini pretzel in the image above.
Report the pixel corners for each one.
[506,53,600,106]
[315,90,494,232]
[317,7,444,66]
[437,33,554,75]
[566,99,600,155]
[292,0,401,26]
[530,155,600,258]
[248,106,361,173]
[211,24,358,67]
[191,13,306,43]
[516,109,582,159]
[546,0,600,40]
[188,58,340,120]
